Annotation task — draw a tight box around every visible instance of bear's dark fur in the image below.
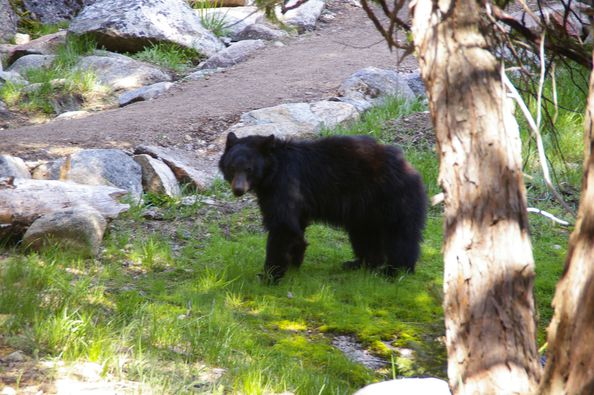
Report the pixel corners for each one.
[219,132,427,282]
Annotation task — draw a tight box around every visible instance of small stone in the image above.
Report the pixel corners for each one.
[13,33,30,45]
[184,134,192,142]
[5,350,27,362]
[55,110,90,120]
[1,387,16,395]
[0,155,31,178]
[553,244,562,250]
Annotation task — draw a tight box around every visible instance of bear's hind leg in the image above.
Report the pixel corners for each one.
[289,237,307,268]
[344,229,384,271]
[384,231,420,276]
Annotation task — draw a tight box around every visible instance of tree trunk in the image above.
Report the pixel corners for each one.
[411,1,541,393]
[539,52,594,395]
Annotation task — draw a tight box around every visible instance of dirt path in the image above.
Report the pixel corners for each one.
[0,1,416,160]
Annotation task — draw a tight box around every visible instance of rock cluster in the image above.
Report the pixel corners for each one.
[0,0,330,117]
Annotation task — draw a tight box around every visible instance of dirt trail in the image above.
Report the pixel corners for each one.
[0,1,416,160]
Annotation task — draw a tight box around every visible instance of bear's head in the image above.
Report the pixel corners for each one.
[219,132,276,196]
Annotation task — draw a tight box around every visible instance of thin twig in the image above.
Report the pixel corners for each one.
[502,68,577,217]
[527,207,571,226]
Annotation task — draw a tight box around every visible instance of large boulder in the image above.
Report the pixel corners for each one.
[22,205,107,257]
[233,23,289,42]
[276,0,325,32]
[69,0,225,57]
[337,67,416,112]
[76,52,172,90]
[237,100,359,134]
[199,39,265,69]
[0,155,31,178]
[118,81,174,107]
[0,70,28,86]
[31,149,143,198]
[7,54,56,75]
[134,154,181,197]
[6,31,67,66]
[22,0,97,24]
[0,0,18,43]
[134,145,219,191]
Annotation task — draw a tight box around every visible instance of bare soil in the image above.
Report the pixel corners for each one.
[0,0,417,160]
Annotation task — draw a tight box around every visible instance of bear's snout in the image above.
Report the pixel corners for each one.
[231,173,250,196]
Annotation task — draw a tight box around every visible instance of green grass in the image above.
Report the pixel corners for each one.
[131,43,204,73]
[0,34,103,114]
[0,95,571,392]
[192,0,230,37]
[518,66,588,212]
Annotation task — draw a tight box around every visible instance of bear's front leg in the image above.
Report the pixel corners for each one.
[263,226,304,283]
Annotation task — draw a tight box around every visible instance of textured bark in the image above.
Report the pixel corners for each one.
[539,53,594,395]
[411,1,541,393]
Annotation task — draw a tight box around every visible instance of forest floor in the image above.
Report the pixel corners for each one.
[0,0,417,160]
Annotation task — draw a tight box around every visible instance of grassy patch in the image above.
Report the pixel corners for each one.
[131,43,204,73]
[192,0,230,37]
[0,96,571,392]
[0,35,106,115]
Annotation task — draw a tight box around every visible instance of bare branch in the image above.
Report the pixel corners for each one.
[527,207,572,226]
[502,66,577,217]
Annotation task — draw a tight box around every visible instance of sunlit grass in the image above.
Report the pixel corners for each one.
[131,43,203,73]
[1,34,105,115]
[0,95,571,392]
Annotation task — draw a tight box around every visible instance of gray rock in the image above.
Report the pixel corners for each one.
[0,155,31,178]
[401,70,426,97]
[22,0,97,24]
[32,149,143,198]
[276,0,325,32]
[76,53,171,90]
[5,350,28,362]
[118,81,174,107]
[354,378,451,395]
[182,67,223,81]
[0,0,18,43]
[198,6,264,37]
[233,24,289,42]
[55,110,90,120]
[237,100,359,134]
[200,39,265,69]
[23,205,107,257]
[227,123,300,140]
[135,145,219,191]
[6,31,66,66]
[337,66,415,112]
[7,54,56,74]
[134,154,181,196]
[49,92,84,115]
[0,70,28,85]
[69,0,225,57]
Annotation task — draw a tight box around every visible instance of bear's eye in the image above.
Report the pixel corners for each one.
[246,166,253,173]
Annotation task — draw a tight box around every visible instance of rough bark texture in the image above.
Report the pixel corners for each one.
[539,52,594,395]
[411,1,541,393]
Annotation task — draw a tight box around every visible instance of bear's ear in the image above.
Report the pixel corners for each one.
[260,135,276,154]
[225,132,238,151]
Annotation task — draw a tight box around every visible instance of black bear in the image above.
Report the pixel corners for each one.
[219,132,427,282]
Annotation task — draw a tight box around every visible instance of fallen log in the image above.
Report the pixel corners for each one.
[0,177,129,239]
